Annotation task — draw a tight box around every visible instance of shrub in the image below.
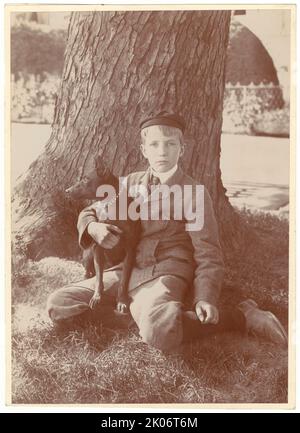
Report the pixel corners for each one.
[223,89,264,134]
[222,85,286,135]
[251,107,290,137]
[226,19,280,86]
[11,21,66,76]
[11,73,60,123]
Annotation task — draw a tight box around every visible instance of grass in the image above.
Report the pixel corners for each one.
[10,210,289,405]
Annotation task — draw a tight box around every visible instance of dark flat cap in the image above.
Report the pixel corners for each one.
[140,111,185,133]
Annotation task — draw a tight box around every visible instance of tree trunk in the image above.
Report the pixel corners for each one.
[12,10,243,260]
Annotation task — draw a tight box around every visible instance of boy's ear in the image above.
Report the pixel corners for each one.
[140,143,147,158]
[179,144,185,157]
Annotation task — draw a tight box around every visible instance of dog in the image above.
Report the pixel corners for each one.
[65,156,141,315]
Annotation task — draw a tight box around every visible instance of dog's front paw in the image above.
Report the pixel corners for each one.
[89,293,102,310]
[115,301,129,315]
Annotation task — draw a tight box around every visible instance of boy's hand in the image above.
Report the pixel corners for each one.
[195,301,219,324]
[87,222,122,249]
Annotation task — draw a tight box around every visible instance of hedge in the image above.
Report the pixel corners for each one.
[226,20,280,85]
[11,22,66,76]
[11,19,282,87]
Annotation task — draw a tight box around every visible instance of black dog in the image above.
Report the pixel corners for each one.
[65,156,141,314]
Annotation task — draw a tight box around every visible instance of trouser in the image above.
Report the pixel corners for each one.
[47,268,246,352]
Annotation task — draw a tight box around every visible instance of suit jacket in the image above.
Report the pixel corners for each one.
[77,165,224,307]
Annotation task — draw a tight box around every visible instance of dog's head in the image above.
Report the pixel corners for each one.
[65,156,115,200]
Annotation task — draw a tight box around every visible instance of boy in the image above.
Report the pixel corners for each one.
[47,112,287,352]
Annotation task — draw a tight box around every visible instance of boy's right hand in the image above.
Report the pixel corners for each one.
[87,222,122,249]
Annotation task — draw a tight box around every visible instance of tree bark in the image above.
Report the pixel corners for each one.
[12,10,243,260]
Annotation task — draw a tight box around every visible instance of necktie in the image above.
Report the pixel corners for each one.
[151,175,161,186]
[148,175,160,195]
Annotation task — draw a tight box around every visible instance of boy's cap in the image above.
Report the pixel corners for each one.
[140,111,185,133]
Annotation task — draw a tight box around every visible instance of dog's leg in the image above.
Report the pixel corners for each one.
[82,247,95,278]
[115,249,135,315]
[89,245,105,309]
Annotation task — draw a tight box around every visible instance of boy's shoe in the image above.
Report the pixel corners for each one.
[237,299,288,346]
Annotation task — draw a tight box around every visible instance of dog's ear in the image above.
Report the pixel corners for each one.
[95,155,109,177]
[94,155,102,176]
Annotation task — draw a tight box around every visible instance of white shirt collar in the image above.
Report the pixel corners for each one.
[151,164,178,184]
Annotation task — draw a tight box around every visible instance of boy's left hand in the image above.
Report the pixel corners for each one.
[195,301,219,324]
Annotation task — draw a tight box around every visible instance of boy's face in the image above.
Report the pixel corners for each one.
[140,125,183,173]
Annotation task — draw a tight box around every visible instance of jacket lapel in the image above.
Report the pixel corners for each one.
[138,166,152,190]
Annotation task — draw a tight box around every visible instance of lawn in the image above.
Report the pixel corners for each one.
[10,210,289,405]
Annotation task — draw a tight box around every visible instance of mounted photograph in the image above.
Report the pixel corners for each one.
[6,4,295,407]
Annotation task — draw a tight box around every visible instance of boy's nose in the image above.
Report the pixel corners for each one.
[157,143,168,155]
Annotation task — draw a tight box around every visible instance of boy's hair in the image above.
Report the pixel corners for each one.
[141,125,184,145]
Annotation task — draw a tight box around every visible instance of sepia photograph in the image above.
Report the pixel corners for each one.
[7,4,295,406]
